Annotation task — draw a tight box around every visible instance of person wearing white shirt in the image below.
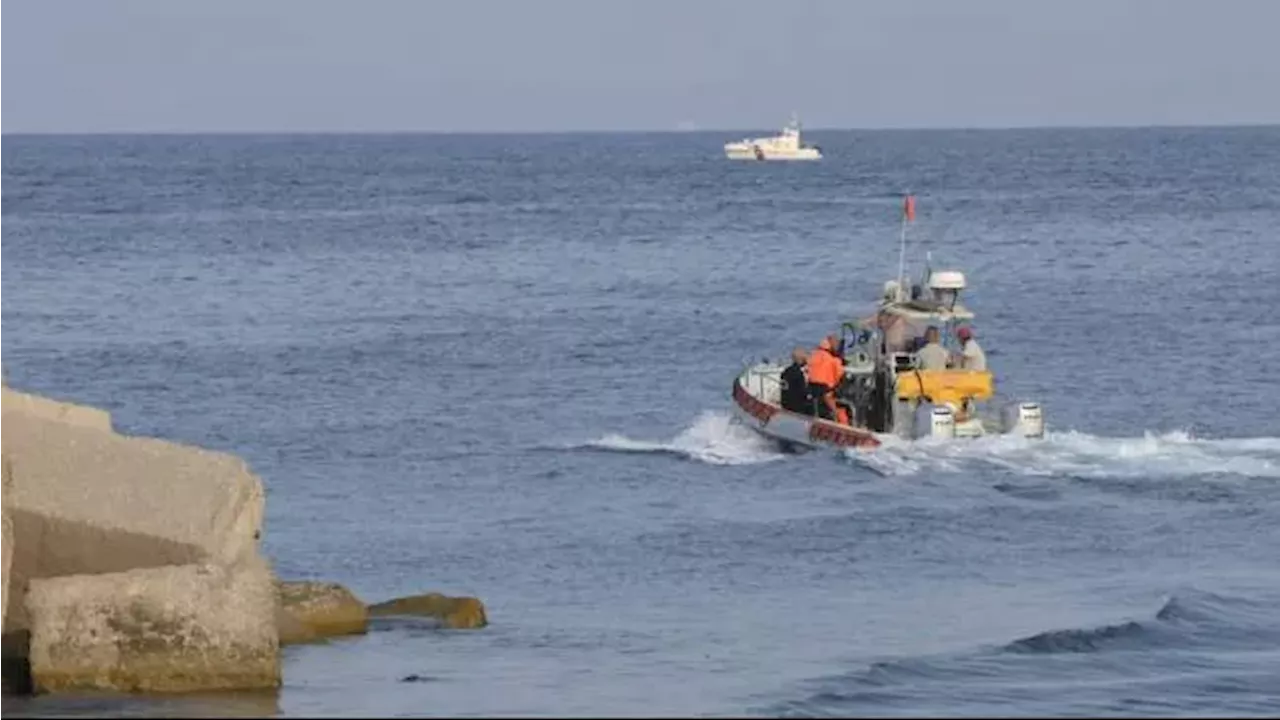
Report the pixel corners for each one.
[916,326,951,370]
[956,326,987,371]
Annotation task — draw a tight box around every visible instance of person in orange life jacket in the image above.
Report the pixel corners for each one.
[807,334,851,425]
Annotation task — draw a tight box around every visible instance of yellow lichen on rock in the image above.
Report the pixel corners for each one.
[275,581,368,644]
[368,592,489,629]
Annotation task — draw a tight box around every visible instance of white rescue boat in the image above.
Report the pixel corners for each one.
[731,195,1046,451]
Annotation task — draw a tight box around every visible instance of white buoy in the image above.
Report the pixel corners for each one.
[930,406,956,440]
[1016,403,1045,438]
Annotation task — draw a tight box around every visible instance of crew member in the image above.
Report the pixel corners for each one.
[882,313,909,353]
[916,326,950,370]
[807,334,850,424]
[956,326,987,371]
[780,347,813,414]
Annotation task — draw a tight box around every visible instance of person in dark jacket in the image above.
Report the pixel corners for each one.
[780,347,813,415]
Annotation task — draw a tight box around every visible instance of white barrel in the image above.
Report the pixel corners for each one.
[1016,402,1045,438]
[930,406,956,440]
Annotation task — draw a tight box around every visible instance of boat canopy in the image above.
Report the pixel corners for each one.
[848,300,977,354]
[879,300,975,323]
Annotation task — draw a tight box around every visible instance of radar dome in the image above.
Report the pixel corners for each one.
[928,271,967,291]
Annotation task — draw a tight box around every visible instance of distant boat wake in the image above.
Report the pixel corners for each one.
[571,411,1280,479]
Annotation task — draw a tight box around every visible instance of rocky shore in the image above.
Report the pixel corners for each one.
[1,385,485,696]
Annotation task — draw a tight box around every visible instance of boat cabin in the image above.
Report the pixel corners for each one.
[865,271,976,362]
[830,269,993,432]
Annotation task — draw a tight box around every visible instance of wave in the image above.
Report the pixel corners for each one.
[575,411,787,466]
[998,588,1280,656]
[767,589,1280,718]
[1002,619,1152,655]
[846,429,1280,480]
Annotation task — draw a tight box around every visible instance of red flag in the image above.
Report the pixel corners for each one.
[903,194,916,222]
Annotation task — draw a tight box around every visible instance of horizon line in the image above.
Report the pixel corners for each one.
[4,120,1279,137]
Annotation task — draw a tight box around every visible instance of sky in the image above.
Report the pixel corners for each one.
[3,0,1279,133]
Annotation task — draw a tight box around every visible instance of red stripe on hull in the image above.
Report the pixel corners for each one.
[732,379,778,423]
[732,379,880,449]
[807,419,880,449]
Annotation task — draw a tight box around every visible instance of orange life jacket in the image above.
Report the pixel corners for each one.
[807,341,843,389]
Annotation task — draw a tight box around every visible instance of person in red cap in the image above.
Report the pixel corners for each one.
[956,326,986,371]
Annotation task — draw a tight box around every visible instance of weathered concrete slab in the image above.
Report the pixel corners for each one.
[1,630,33,695]
[3,508,206,637]
[0,453,11,632]
[2,388,112,433]
[2,409,266,645]
[25,560,280,693]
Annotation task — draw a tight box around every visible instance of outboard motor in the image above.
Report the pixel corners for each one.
[930,406,956,440]
[1016,403,1044,438]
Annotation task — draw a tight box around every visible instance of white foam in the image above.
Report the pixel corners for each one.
[584,411,787,466]
[845,429,1280,479]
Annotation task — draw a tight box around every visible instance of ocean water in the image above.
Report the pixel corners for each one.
[3,127,1280,717]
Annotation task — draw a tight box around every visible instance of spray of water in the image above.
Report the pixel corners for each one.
[581,411,787,466]
[581,411,1280,479]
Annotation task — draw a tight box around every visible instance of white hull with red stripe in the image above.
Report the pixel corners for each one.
[732,358,1046,449]
[731,363,882,451]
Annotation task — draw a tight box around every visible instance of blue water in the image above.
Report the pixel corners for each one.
[4,128,1280,717]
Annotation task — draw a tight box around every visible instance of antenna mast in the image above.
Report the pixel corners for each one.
[896,193,915,300]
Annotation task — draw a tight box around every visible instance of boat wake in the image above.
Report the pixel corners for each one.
[575,416,1280,478]
[847,429,1280,480]
[577,411,788,466]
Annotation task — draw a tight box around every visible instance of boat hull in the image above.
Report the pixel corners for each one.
[731,362,1044,449]
[724,146,822,161]
[731,374,881,451]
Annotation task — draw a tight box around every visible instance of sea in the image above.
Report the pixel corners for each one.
[3,127,1279,717]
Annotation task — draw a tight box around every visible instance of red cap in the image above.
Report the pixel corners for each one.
[957,326,973,339]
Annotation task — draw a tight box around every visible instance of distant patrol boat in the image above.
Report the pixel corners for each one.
[723,114,823,161]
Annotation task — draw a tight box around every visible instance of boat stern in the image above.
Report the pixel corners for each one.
[921,400,1046,440]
